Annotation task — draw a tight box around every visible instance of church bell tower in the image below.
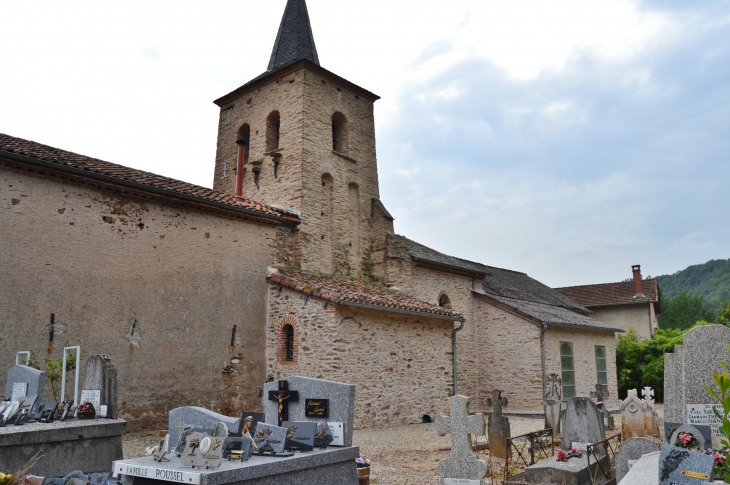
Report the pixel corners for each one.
[212,0,394,278]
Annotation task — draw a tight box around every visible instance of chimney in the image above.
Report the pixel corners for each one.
[632,265,643,296]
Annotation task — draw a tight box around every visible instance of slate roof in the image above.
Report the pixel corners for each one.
[268,269,465,321]
[0,133,298,223]
[268,0,319,72]
[475,293,624,332]
[555,279,662,312]
[390,235,591,314]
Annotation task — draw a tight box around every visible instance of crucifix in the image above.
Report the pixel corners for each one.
[487,390,508,417]
[435,395,488,482]
[590,383,608,410]
[268,380,299,426]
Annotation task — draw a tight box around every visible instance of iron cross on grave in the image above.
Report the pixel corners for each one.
[268,380,299,426]
[642,386,655,408]
[435,395,488,481]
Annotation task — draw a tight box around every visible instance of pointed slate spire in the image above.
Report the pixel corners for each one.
[268,0,320,72]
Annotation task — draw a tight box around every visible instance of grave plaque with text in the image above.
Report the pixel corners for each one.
[687,403,725,449]
[81,389,101,411]
[305,399,329,418]
[11,383,27,402]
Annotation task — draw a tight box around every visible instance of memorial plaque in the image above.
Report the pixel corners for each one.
[235,411,263,437]
[39,402,59,422]
[658,444,715,485]
[252,422,288,454]
[571,442,588,452]
[687,403,726,449]
[327,422,345,447]
[282,421,318,452]
[305,399,329,418]
[80,389,101,411]
[223,438,253,461]
[11,382,27,402]
[112,462,201,485]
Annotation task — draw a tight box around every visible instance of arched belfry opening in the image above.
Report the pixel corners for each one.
[266,111,280,152]
[438,293,453,309]
[332,112,348,155]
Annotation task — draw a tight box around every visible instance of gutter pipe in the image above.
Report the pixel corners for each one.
[452,320,465,396]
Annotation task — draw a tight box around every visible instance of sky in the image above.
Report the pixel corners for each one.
[1,0,729,287]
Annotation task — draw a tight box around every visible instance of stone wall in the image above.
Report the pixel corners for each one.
[589,304,653,340]
[213,66,383,279]
[544,326,620,411]
[0,163,288,429]
[266,285,453,428]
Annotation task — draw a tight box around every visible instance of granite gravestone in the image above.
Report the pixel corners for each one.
[669,423,710,450]
[544,373,562,435]
[263,376,356,447]
[83,355,118,419]
[658,443,715,485]
[5,365,45,401]
[561,397,605,452]
[168,407,240,452]
[436,394,488,485]
[614,437,662,483]
[486,390,510,460]
[664,325,730,429]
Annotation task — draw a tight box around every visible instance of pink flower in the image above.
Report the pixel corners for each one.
[679,433,692,446]
[557,450,567,462]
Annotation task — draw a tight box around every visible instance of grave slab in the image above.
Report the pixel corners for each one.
[523,454,610,485]
[113,446,359,485]
[618,450,660,485]
[615,437,662,483]
[5,365,45,401]
[168,407,240,453]
[263,376,355,447]
[0,418,125,476]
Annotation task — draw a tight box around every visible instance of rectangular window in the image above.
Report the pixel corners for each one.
[560,342,576,400]
[595,345,608,394]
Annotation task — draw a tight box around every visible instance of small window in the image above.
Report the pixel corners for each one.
[266,111,280,152]
[560,342,576,400]
[332,112,348,155]
[595,345,608,394]
[438,293,452,309]
[284,324,294,361]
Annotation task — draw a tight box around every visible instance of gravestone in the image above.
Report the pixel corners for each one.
[658,443,715,485]
[591,383,614,429]
[5,365,45,401]
[614,437,661,483]
[544,373,562,435]
[621,389,661,440]
[561,397,605,451]
[663,325,730,433]
[486,390,510,459]
[263,376,356,447]
[669,423,710,450]
[83,355,118,419]
[168,407,240,452]
[435,394,488,485]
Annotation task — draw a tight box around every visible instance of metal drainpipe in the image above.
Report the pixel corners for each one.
[234,140,248,202]
[540,323,547,418]
[453,321,465,396]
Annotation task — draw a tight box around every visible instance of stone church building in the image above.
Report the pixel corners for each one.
[0,0,622,429]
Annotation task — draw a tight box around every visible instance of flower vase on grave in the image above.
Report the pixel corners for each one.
[357,466,370,485]
[77,402,96,420]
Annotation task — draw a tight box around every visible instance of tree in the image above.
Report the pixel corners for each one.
[658,290,716,330]
[716,301,730,327]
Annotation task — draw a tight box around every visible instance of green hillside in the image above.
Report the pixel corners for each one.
[657,258,730,311]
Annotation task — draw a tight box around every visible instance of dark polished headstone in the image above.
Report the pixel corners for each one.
[658,443,715,485]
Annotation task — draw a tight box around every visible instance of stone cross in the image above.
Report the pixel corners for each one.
[546,374,562,402]
[487,390,511,460]
[590,384,608,405]
[641,386,655,409]
[267,380,299,426]
[436,394,488,483]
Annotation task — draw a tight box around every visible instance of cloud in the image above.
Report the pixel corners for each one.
[378,5,730,286]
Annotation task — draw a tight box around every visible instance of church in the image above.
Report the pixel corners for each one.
[0,0,622,429]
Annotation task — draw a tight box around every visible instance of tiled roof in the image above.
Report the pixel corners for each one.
[0,133,298,222]
[476,293,623,332]
[555,279,661,309]
[268,0,319,72]
[390,235,590,314]
[268,269,464,321]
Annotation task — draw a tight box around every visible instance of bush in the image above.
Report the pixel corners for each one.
[616,327,684,401]
[658,290,716,330]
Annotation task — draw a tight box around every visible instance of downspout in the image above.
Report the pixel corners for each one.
[540,322,547,410]
[453,321,465,396]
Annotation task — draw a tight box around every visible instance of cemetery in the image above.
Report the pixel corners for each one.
[1,323,730,484]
